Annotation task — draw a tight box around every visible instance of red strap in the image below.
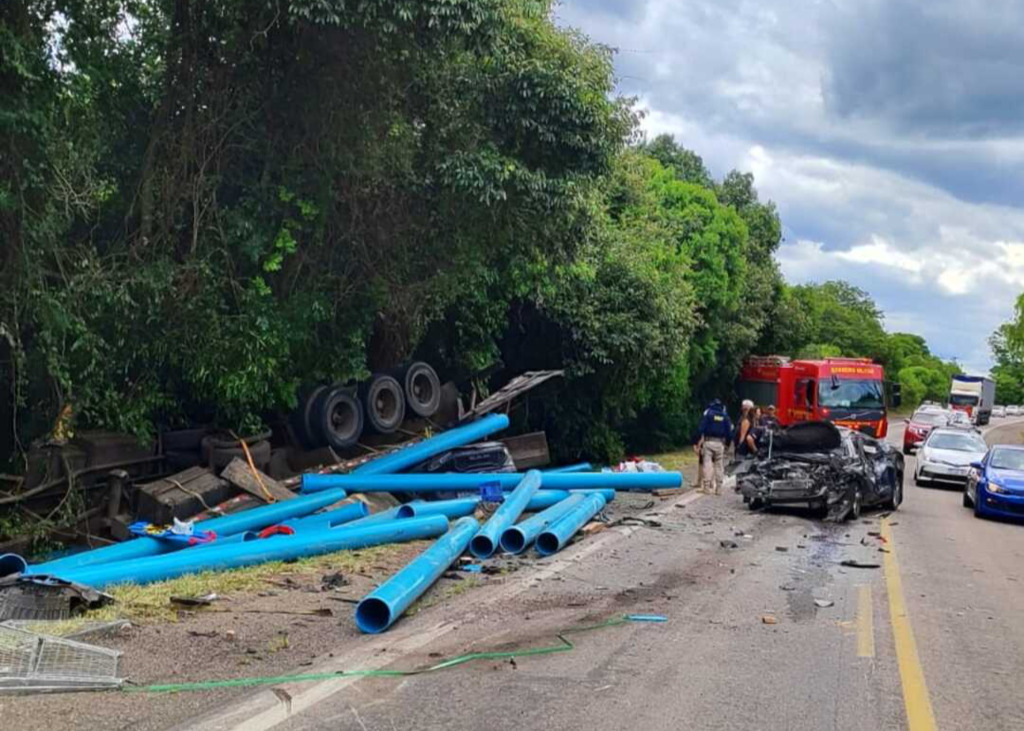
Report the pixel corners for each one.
[257,524,295,539]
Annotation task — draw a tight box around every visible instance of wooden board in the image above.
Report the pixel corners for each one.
[220,458,296,503]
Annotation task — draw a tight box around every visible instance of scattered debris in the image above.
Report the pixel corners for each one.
[813,598,834,608]
[720,540,739,549]
[761,615,778,625]
[839,560,881,569]
[170,593,220,607]
[775,546,789,552]
[321,572,349,590]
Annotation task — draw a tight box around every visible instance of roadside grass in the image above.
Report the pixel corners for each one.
[646,448,699,473]
[85,542,422,623]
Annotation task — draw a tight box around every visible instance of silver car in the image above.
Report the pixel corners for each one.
[914,428,988,487]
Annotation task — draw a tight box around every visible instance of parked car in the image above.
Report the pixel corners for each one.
[964,445,1024,519]
[903,408,951,455]
[914,428,988,487]
[1008,405,1021,416]
[945,410,976,430]
[992,406,1006,418]
[736,421,903,520]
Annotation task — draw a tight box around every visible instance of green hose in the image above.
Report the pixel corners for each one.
[125,614,660,694]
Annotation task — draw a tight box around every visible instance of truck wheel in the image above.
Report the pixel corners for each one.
[316,387,364,450]
[397,362,441,418]
[359,374,406,434]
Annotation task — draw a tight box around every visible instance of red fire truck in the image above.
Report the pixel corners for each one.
[737,356,900,438]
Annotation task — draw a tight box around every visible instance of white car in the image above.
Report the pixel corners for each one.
[914,428,988,487]
[1008,405,1021,416]
[992,406,1006,418]
[945,410,975,429]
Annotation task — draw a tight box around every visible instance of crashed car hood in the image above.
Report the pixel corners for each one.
[767,421,842,453]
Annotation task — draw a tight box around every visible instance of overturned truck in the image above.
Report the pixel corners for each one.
[734,421,904,521]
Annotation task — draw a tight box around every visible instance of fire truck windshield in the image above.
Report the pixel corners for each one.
[818,378,884,410]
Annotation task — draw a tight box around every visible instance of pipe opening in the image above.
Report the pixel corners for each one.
[469,535,495,559]
[535,532,560,556]
[0,553,28,577]
[500,529,526,554]
[396,505,417,518]
[355,597,393,634]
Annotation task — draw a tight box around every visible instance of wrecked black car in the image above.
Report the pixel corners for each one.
[734,421,904,521]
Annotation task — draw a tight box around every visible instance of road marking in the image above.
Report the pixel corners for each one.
[856,584,875,658]
[881,517,938,731]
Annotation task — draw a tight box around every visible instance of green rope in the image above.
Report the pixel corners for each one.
[125,615,652,694]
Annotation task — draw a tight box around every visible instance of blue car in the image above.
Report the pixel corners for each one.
[964,445,1024,519]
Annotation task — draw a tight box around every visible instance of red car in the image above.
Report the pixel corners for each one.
[903,409,949,455]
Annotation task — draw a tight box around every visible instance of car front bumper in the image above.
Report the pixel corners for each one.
[977,488,1024,518]
[918,460,971,485]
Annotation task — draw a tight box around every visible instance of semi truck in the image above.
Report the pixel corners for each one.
[737,356,900,438]
[949,375,995,425]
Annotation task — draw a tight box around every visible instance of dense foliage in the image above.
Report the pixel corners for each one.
[0,1,953,468]
[990,295,1024,405]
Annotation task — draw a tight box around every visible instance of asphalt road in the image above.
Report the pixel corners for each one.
[188,419,1024,731]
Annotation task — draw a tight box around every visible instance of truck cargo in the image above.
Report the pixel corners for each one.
[949,374,995,425]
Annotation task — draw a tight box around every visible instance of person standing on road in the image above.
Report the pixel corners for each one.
[695,399,733,495]
[735,399,758,458]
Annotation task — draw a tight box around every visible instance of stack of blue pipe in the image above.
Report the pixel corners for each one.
[7,411,682,636]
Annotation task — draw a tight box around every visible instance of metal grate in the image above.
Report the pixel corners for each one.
[0,625,122,693]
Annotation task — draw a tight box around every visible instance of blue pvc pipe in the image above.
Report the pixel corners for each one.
[56,515,450,589]
[543,463,593,473]
[394,490,590,520]
[28,488,349,576]
[188,531,258,551]
[345,505,406,528]
[469,471,543,558]
[350,414,510,476]
[284,502,369,531]
[535,492,608,557]
[500,493,587,554]
[355,516,479,633]
[0,553,28,577]
[302,472,681,494]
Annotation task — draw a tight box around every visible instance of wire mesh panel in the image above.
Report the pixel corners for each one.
[0,625,122,693]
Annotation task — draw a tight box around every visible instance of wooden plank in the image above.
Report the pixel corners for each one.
[652,487,685,498]
[221,458,296,502]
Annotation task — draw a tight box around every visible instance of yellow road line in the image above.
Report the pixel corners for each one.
[856,584,875,658]
[881,517,938,731]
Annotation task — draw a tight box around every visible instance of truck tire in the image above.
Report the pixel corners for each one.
[291,385,329,448]
[313,387,364,450]
[397,362,441,418]
[202,432,272,472]
[359,374,406,434]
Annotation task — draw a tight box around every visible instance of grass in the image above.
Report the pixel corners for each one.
[645,448,699,473]
[86,542,420,623]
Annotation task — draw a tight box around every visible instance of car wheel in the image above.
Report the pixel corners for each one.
[849,492,863,520]
[887,478,903,510]
[749,497,764,511]
[962,490,972,508]
[973,494,984,518]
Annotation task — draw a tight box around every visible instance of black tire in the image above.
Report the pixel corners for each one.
[962,490,972,508]
[314,387,364,450]
[291,385,329,448]
[849,491,863,521]
[359,374,406,434]
[973,495,984,518]
[398,362,441,418]
[886,474,903,510]
[202,434,272,472]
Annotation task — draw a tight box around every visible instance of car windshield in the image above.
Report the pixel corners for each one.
[819,379,884,409]
[913,411,948,426]
[949,394,979,406]
[990,449,1024,470]
[927,433,986,451]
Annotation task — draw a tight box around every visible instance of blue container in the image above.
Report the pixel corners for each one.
[57,515,451,589]
[355,516,478,633]
[500,493,587,554]
[535,492,607,557]
[302,471,681,494]
[28,488,349,577]
[350,414,510,476]
[469,471,543,558]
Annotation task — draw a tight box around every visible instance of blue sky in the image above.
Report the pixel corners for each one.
[556,0,1024,374]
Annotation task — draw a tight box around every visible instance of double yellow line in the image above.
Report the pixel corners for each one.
[881,517,938,731]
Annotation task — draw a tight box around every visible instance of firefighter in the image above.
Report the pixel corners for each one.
[695,399,733,495]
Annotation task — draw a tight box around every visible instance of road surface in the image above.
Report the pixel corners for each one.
[186,419,1024,731]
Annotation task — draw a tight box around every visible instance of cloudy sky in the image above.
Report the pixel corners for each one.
[556,0,1024,373]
